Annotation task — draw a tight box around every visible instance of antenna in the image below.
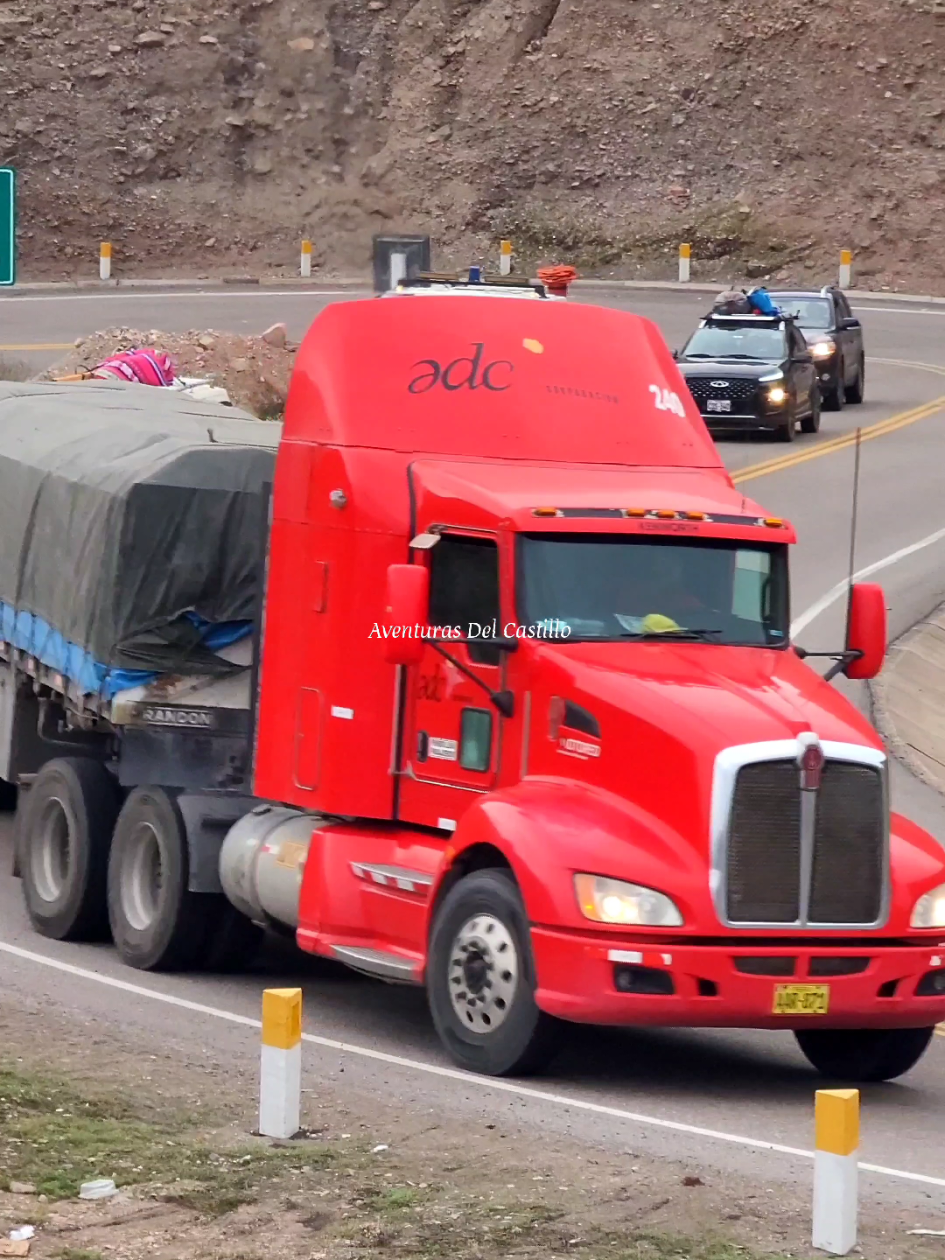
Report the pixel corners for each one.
[846,426,862,596]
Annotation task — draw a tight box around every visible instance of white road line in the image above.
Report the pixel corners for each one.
[0,289,368,304]
[853,307,945,317]
[792,526,945,637]
[1,939,943,1189]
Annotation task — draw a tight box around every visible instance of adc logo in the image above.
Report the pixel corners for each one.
[408,342,514,394]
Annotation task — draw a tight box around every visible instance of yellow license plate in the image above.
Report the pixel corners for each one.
[772,984,830,1016]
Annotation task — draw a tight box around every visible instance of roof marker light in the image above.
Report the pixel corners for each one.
[655,509,677,519]
[684,511,706,521]
[533,506,559,517]
[624,508,647,517]
[764,517,785,528]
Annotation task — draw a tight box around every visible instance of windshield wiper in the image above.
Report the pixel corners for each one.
[618,628,724,643]
[713,354,767,361]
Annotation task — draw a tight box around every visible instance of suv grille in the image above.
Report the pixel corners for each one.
[726,759,885,926]
[685,376,759,407]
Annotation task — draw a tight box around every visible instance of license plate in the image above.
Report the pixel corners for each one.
[707,398,731,413]
[772,984,830,1016]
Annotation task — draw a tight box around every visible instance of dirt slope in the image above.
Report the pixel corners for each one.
[2,0,943,287]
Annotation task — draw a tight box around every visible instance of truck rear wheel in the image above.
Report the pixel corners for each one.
[107,786,208,972]
[427,869,562,1076]
[20,758,120,942]
[795,1026,935,1082]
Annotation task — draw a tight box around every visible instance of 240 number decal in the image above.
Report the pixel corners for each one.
[649,385,686,417]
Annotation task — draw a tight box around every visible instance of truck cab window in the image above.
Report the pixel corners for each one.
[429,535,500,635]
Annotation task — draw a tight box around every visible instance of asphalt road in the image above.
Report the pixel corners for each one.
[2,283,945,1210]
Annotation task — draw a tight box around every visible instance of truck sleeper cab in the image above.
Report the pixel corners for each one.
[12,296,945,1081]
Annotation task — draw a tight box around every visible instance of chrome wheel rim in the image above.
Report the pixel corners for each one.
[448,914,519,1034]
[122,822,163,931]
[32,796,73,903]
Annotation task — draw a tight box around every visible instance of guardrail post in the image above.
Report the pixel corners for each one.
[678,242,691,283]
[259,987,302,1139]
[812,1088,859,1255]
[499,239,513,276]
[839,249,853,289]
[301,239,313,279]
[99,242,112,282]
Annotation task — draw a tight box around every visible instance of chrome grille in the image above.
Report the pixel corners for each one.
[685,376,759,407]
[724,756,885,927]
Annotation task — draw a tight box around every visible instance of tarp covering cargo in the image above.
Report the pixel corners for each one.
[0,381,280,697]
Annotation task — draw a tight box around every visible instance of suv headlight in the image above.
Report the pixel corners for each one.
[574,874,684,926]
[911,884,945,929]
[809,337,836,359]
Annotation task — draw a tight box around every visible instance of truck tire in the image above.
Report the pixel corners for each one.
[107,786,209,971]
[795,1026,935,1082]
[846,356,865,404]
[800,387,821,435]
[20,758,120,942]
[427,868,562,1076]
[824,369,846,411]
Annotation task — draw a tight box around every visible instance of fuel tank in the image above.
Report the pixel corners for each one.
[219,805,321,929]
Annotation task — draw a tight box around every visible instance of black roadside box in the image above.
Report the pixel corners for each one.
[372,234,431,293]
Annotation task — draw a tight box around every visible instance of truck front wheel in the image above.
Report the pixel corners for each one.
[20,758,120,941]
[107,786,207,971]
[795,1026,935,1082]
[427,869,562,1076]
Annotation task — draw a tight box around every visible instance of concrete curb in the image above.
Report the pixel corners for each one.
[4,276,945,304]
[870,603,945,796]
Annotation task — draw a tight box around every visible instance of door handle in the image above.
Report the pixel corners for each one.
[417,731,429,762]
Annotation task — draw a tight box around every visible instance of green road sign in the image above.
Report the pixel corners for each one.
[0,169,15,286]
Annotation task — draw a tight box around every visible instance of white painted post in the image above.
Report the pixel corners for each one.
[812,1088,859,1255]
[99,242,112,282]
[389,250,407,289]
[678,242,691,283]
[499,239,512,277]
[300,238,313,279]
[839,248,852,290]
[259,987,302,1140]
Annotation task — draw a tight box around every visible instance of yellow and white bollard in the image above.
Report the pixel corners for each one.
[99,242,112,282]
[812,1088,859,1256]
[499,239,513,277]
[301,238,313,279]
[259,987,302,1139]
[678,242,691,283]
[839,248,853,290]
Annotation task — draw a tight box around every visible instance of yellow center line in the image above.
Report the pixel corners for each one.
[731,395,945,485]
[936,1026,945,1038]
[0,342,73,351]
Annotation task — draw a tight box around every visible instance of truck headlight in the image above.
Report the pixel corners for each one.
[911,883,945,928]
[810,339,836,359]
[574,874,683,926]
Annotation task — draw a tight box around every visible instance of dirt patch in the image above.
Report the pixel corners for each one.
[0,1000,940,1260]
[38,328,296,420]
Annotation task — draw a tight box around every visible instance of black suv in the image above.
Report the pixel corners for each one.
[767,287,864,410]
[675,313,819,442]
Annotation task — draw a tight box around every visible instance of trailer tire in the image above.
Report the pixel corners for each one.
[795,1026,935,1082]
[427,868,562,1077]
[108,786,208,972]
[20,758,120,942]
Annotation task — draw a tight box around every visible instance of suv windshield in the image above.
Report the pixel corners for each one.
[683,324,785,361]
[517,534,788,647]
[771,297,832,330]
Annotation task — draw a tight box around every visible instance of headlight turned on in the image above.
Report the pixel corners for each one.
[574,874,684,927]
[911,883,945,929]
[766,386,787,404]
[810,339,836,359]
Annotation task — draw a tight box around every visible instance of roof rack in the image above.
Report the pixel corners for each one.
[703,311,795,325]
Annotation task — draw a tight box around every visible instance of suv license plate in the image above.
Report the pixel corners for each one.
[707,398,731,413]
[772,984,830,1016]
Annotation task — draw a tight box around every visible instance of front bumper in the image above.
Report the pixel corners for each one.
[531,926,945,1029]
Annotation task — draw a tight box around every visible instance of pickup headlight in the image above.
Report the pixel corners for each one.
[810,338,836,359]
[911,883,945,929]
[574,874,684,926]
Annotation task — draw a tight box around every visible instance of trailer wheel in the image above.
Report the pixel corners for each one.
[107,786,208,971]
[20,758,120,941]
[795,1026,935,1082]
[427,869,562,1076]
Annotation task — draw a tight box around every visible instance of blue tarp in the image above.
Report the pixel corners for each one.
[0,602,252,700]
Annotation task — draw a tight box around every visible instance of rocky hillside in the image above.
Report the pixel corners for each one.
[2,0,943,287]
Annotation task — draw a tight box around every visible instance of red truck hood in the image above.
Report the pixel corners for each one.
[524,640,881,857]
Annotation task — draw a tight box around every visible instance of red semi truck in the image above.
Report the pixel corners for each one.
[9,292,945,1080]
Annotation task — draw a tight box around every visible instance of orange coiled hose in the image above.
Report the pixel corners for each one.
[537,264,578,297]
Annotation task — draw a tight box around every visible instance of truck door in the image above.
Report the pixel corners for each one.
[397,532,504,832]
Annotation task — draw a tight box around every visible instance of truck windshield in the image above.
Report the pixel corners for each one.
[517,534,788,646]
[683,325,785,360]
